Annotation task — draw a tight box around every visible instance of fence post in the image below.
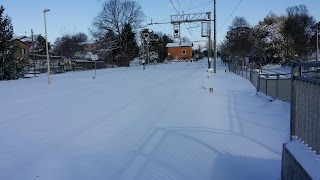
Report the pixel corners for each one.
[290,62,301,139]
[266,74,268,96]
[249,64,252,83]
[276,74,280,99]
[246,66,248,79]
[257,72,260,93]
[242,66,244,77]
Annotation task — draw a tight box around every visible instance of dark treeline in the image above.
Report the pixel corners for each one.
[219,4,319,68]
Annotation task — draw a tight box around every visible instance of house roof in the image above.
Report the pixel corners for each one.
[166,42,193,48]
[12,35,32,43]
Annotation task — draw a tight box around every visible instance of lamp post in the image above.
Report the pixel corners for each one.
[213,0,217,73]
[43,8,51,84]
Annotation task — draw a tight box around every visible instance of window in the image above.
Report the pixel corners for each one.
[20,48,26,55]
[182,50,186,54]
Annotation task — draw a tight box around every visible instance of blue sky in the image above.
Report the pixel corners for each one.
[1,0,320,47]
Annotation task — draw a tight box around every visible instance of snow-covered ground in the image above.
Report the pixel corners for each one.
[0,59,290,180]
[262,64,291,75]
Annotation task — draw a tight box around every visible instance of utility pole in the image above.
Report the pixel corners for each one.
[213,0,217,73]
[142,38,145,70]
[31,29,36,77]
[317,22,319,61]
[147,41,150,68]
[208,22,212,69]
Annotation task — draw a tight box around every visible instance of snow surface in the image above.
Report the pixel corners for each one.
[0,59,290,180]
[262,64,291,75]
[286,138,320,180]
[166,42,193,48]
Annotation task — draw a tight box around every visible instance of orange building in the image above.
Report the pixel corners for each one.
[166,42,193,60]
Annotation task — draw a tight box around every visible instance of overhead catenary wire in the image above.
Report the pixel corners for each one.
[186,0,212,13]
[188,0,193,12]
[170,0,181,15]
[140,0,214,42]
[218,0,243,32]
[199,1,210,13]
[149,17,169,33]
[139,0,212,24]
[176,0,185,14]
[173,0,200,42]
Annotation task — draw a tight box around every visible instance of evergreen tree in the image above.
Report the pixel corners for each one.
[159,34,173,61]
[0,5,15,80]
[34,35,48,55]
[119,23,138,66]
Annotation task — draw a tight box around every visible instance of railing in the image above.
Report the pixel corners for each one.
[228,61,320,178]
[228,64,291,101]
[290,61,320,154]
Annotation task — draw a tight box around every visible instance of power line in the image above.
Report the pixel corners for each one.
[199,2,210,13]
[150,1,211,23]
[176,0,185,14]
[158,17,170,23]
[218,0,243,32]
[188,0,193,12]
[186,0,212,13]
[169,0,181,15]
[173,0,200,42]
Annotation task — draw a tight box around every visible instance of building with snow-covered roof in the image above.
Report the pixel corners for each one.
[12,35,32,60]
[166,42,193,60]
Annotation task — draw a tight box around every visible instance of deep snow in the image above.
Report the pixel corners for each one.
[286,138,320,180]
[0,59,290,180]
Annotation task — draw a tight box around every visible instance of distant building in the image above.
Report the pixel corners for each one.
[12,35,32,60]
[83,42,101,53]
[166,42,193,60]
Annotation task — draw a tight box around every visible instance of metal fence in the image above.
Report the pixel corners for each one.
[229,62,320,153]
[290,61,320,154]
[281,143,312,180]
[228,64,291,101]
[229,61,320,178]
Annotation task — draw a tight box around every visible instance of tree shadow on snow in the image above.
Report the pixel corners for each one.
[111,127,282,180]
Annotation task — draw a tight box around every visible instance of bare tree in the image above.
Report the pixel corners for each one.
[53,32,88,58]
[229,16,250,30]
[91,0,143,67]
[91,0,144,39]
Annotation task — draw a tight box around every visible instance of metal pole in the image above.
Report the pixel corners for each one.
[317,24,319,61]
[111,50,114,68]
[290,62,301,139]
[213,0,217,73]
[43,9,51,84]
[147,42,150,68]
[94,61,96,77]
[208,21,212,69]
[32,29,36,77]
[142,38,144,65]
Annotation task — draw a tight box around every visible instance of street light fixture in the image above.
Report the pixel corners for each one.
[43,8,51,84]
